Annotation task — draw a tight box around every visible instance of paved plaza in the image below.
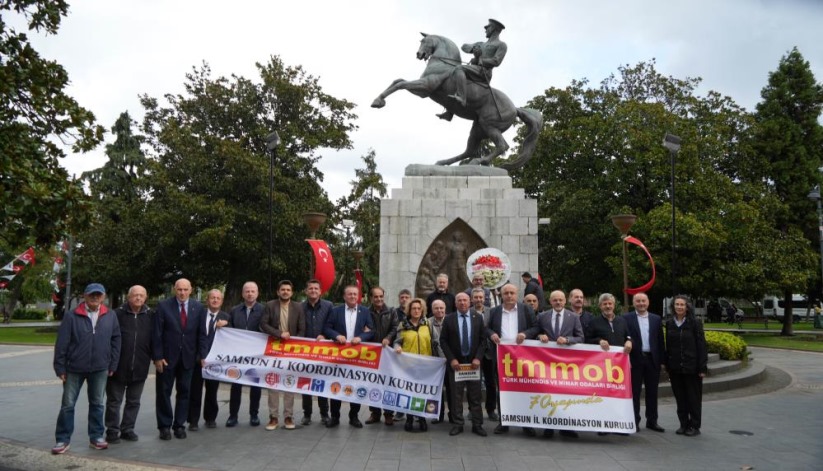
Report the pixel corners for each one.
[0,345,821,471]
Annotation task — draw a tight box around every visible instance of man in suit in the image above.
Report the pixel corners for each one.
[188,289,229,431]
[323,285,375,428]
[261,280,306,431]
[471,287,497,421]
[440,292,487,437]
[152,278,207,440]
[487,283,540,435]
[301,279,334,426]
[536,290,585,438]
[569,289,595,333]
[624,292,666,432]
[225,281,264,427]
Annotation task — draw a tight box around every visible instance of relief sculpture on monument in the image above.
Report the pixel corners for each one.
[415,220,486,299]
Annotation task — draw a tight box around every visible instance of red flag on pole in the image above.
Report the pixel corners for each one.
[306,240,336,295]
[624,236,656,295]
[19,247,35,265]
[355,270,364,304]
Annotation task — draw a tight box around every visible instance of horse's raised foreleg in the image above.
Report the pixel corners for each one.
[435,121,484,166]
[477,126,510,166]
[372,75,445,108]
[371,79,408,108]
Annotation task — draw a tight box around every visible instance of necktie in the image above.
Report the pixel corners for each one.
[246,307,251,324]
[555,312,561,339]
[180,302,187,329]
[461,314,470,356]
[208,313,215,336]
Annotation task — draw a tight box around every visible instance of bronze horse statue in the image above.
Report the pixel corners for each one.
[371,33,542,170]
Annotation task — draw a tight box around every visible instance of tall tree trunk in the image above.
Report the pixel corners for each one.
[780,288,794,336]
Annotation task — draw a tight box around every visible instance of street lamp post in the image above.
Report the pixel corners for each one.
[611,214,637,312]
[341,219,354,288]
[663,133,682,298]
[807,186,823,301]
[266,131,281,300]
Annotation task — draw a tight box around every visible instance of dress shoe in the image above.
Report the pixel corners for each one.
[365,412,382,424]
[188,423,199,431]
[493,424,509,434]
[405,416,414,432]
[225,417,238,428]
[120,431,139,441]
[205,421,216,429]
[675,427,686,435]
[646,422,665,433]
[684,427,700,437]
[349,418,363,428]
[384,414,394,426]
[449,426,464,436]
[106,432,121,444]
[472,425,487,437]
[301,415,312,426]
[487,411,499,421]
[418,418,428,432]
[326,417,340,428]
[250,415,261,427]
[159,428,172,440]
[523,427,536,437]
[543,429,554,438]
[173,428,187,439]
[560,430,579,438]
[321,415,330,426]
[431,419,443,425]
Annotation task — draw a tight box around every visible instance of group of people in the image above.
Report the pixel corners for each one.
[51,274,707,456]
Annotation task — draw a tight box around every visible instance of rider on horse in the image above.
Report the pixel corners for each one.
[438,18,508,121]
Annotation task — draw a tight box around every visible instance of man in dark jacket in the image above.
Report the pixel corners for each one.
[365,286,402,426]
[188,289,229,430]
[300,279,333,426]
[52,283,121,454]
[225,281,264,427]
[105,285,153,444]
[521,272,547,312]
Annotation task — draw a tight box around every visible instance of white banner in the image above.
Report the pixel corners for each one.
[498,340,635,434]
[204,328,447,419]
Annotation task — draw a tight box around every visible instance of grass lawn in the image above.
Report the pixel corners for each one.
[0,326,58,345]
[738,333,823,352]
[704,321,819,331]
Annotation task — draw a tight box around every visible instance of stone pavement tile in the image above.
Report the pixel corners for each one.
[555,458,626,471]
[331,457,370,471]
[490,449,529,469]
[430,457,462,471]
[368,439,402,460]
[298,451,339,471]
[519,455,561,471]
[365,459,399,471]
[397,456,431,471]
[459,453,498,471]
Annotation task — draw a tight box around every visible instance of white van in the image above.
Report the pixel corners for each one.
[762,294,810,322]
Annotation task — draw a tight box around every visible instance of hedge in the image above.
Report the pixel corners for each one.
[12,308,49,321]
[705,331,748,360]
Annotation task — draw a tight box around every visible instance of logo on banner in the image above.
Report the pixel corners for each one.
[369,389,382,402]
[395,394,411,409]
[205,364,223,376]
[297,377,311,390]
[425,400,439,414]
[311,379,325,392]
[382,391,397,406]
[356,387,368,399]
[283,375,296,388]
[410,397,426,412]
[244,369,261,384]
[265,372,280,386]
[226,367,242,380]
[263,338,382,369]
[330,382,342,395]
[343,385,354,396]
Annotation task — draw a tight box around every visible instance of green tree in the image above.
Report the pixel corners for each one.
[139,58,357,302]
[336,149,388,295]
[0,0,104,247]
[514,60,810,311]
[750,47,823,335]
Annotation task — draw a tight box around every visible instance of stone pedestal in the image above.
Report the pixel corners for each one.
[379,173,539,302]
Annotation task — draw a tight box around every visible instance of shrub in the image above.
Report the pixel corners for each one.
[705,331,748,360]
[12,308,49,321]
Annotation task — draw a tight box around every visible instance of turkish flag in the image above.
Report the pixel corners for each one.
[355,270,364,304]
[19,247,35,265]
[624,236,656,295]
[12,265,22,273]
[307,240,336,295]
[0,281,7,289]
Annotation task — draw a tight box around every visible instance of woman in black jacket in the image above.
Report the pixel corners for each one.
[665,295,708,437]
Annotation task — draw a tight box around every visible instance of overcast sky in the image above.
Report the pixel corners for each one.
[14,0,823,202]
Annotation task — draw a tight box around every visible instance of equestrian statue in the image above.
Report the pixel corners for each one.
[371,19,543,171]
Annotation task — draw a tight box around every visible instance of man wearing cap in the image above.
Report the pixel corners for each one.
[105,285,153,444]
[152,278,207,441]
[52,283,121,454]
[440,18,508,120]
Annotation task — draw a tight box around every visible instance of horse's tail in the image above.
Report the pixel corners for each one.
[501,108,544,171]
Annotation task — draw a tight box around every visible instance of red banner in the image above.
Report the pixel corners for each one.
[624,236,655,295]
[307,240,336,295]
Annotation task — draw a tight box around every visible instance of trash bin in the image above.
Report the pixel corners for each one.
[815,314,822,329]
